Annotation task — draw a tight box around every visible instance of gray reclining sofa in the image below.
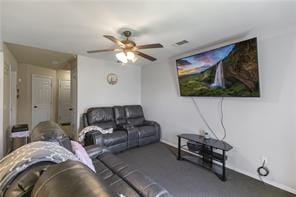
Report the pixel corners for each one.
[83,105,161,153]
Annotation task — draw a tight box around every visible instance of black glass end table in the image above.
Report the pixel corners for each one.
[177,133,233,181]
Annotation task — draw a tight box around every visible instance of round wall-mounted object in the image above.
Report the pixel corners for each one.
[106,73,118,85]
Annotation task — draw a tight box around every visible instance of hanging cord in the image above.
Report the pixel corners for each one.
[192,97,227,141]
[191,97,219,140]
[257,160,269,185]
[220,97,227,141]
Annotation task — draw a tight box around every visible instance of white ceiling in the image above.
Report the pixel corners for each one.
[6,43,74,69]
[2,0,296,66]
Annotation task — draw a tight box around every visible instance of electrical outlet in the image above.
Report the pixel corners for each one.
[199,129,205,135]
[262,156,268,165]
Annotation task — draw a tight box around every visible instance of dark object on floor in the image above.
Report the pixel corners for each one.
[178,133,233,181]
[1,121,171,197]
[117,143,294,197]
[11,124,30,151]
[83,105,160,153]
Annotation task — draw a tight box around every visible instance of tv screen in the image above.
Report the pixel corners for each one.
[176,38,260,97]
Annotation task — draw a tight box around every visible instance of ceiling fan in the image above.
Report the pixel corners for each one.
[87,31,163,64]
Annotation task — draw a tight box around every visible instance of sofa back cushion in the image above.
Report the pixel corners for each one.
[124,105,145,126]
[113,106,127,125]
[86,107,116,129]
[31,121,66,142]
[31,121,73,152]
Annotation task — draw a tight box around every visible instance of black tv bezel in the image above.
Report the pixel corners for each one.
[175,37,260,98]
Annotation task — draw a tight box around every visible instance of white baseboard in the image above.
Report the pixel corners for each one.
[160,139,296,195]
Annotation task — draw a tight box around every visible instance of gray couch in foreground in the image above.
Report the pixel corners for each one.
[1,121,171,197]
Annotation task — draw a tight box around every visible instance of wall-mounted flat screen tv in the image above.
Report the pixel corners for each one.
[176,38,260,97]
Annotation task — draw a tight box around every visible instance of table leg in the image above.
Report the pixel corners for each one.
[177,136,181,160]
[210,147,213,167]
[222,150,226,181]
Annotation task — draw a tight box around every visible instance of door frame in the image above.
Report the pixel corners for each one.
[58,79,71,124]
[71,65,77,133]
[10,70,17,127]
[31,74,53,127]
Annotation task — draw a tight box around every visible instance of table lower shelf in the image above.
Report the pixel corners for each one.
[179,154,227,181]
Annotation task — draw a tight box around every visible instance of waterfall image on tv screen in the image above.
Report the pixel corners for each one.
[176,38,260,97]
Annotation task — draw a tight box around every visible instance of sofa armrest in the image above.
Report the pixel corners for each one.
[84,130,104,146]
[144,120,161,140]
[117,123,133,130]
[82,113,89,127]
[31,160,114,197]
[84,144,109,159]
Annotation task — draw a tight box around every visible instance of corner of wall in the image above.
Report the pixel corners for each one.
[0,51,4,158]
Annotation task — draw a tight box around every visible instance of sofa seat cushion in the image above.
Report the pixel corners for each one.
[138,126,156,138]
[104,174,140,197]
[92,159,113,180]
[103,131,127,147]
[117,166,171,197]
[99,153,128,173]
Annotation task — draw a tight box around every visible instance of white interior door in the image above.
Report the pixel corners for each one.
[32,75,52,128]
[58,80,71,124]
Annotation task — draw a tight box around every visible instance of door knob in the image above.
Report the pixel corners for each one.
[34,106,38,108]
[69,108,73,111]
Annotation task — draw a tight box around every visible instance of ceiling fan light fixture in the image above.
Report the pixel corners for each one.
[116,51,137,64]
[126,51,135,60]
[116,52,128,64]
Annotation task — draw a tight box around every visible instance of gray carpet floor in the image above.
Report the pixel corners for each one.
[117,143,294,197]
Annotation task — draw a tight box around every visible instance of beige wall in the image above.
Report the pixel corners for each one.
[3,44,18,154]
[17,64,57,129]
[57,70,70,81]
[77,56,141,130]
[0,51,4,158]
[56,69,70,122]
[0,0,3,157]
[3,44,18,71]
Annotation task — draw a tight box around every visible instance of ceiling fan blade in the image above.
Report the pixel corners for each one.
[103,35,125,48]
[135,43,163,50]
[87,49,116,53]
[135,51,157,61]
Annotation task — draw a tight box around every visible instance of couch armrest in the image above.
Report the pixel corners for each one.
[84,144,109,159]
[82,113,89,127]
[144,120,161,140]
[31,160,114,197]
[84,131,104,146]
[118,124,139,135]
[117,123,132,130]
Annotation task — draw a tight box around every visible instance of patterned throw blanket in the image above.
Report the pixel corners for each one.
[0,141,78,194]
[78,125,113,143]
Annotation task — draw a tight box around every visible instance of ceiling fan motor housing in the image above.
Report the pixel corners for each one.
[123,30,132,38]
[121,31,136,49]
